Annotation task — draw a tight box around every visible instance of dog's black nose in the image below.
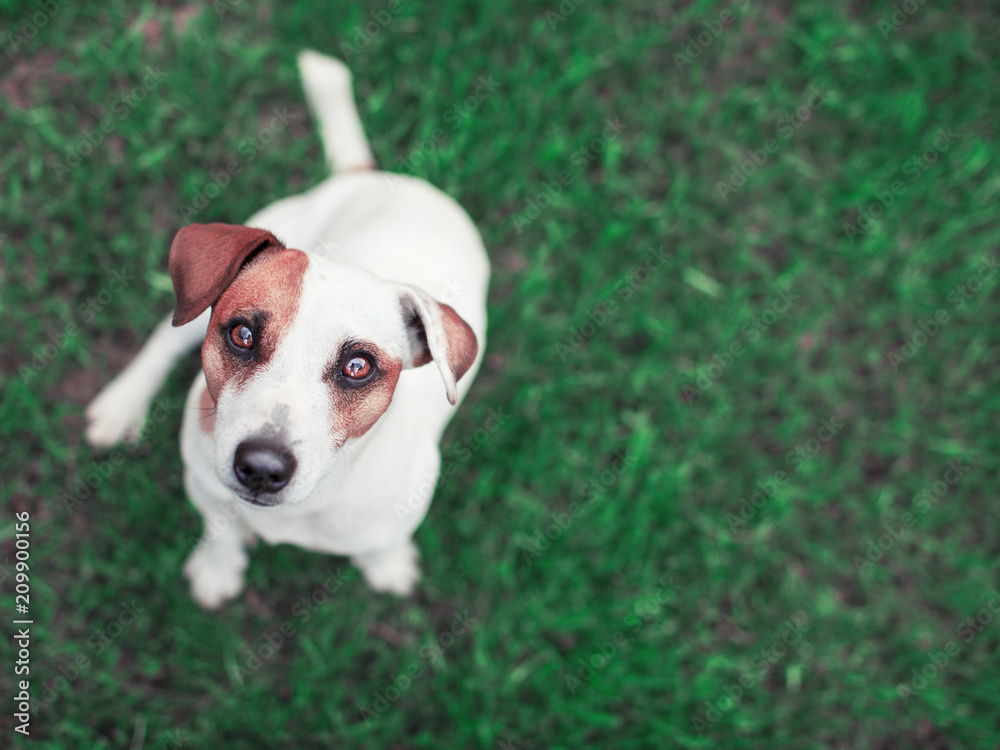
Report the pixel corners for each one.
[234,439,296,494]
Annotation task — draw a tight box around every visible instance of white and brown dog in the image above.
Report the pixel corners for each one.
[84,51,489,609]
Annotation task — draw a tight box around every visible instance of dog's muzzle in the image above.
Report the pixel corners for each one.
[233,438,297,502]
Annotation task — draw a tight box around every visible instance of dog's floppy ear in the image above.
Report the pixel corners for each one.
[398,286,478,405]
[169,223,286,326]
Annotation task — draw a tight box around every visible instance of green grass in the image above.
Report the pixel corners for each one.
[2,0,1000,747]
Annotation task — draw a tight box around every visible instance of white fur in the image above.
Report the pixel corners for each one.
[86,52,489,609]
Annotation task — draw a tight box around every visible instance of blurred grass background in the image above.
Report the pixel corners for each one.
[2,0,1000,747]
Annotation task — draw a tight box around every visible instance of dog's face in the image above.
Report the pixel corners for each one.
[169,223,477,508]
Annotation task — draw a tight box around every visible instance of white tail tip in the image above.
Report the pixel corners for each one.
[297,49,375,174]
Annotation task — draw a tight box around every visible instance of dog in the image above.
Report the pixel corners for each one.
[84,51,489,609]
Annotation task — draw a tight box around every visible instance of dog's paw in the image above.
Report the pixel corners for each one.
[85,376,150,449]
[353,540,421,596]
[183,543,248,610]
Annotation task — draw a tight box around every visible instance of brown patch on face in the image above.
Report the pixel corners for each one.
[438,303,479,382]
[327,343,403,443]
[201,248,309,402]
[199,385,217,434]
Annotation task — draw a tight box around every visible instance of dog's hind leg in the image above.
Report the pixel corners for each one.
[85,309,210,448]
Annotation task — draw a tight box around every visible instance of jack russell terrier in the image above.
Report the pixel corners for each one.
[84,51,489,609]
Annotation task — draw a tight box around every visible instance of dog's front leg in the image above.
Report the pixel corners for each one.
[351,538,421,596]
[87,310,210,448]
[182,470,253,609]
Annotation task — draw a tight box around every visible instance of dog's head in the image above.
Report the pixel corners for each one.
[169,222,478,508]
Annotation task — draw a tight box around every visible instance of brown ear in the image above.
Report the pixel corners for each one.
[169,223,286,326]
[398,285,479,405]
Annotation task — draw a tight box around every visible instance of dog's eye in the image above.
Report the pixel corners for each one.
[229,324,254,350]
[342,355,372,380]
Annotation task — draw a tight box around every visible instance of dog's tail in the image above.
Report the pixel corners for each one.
[297,50,375,174]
